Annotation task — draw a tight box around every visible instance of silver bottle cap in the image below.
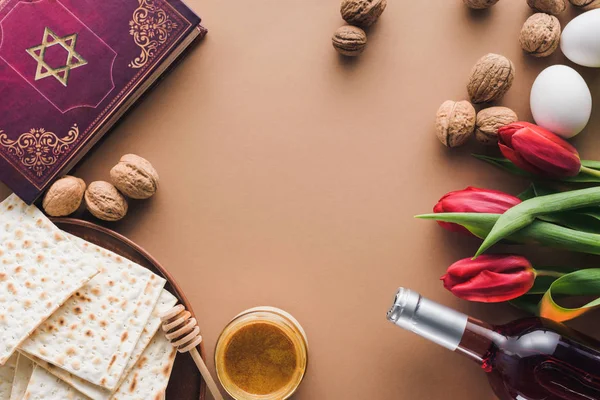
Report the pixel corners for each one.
[387,287,468,351]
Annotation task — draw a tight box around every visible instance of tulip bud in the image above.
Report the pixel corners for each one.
[441,254,536,302]
[433,187,521,235]
[498,122,581,178]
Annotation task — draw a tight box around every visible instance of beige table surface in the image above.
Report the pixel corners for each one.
[3,1,600,399]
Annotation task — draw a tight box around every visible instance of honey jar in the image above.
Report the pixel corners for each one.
[214,307,308,399]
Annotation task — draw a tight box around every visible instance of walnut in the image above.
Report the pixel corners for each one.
[110,154,159,199]
[340,0,387,27]
[435,100,476,148]
[332,25,367,56]
[467,54,515,104]
[462,0,499,9]
[569,0,600,9]
[42,176,86,217]
[84,181,128,221]
[527,0,567,14]
[475,107,518,145]
[519,13,561,58]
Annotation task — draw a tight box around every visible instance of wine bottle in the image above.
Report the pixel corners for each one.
[387,287,600,400]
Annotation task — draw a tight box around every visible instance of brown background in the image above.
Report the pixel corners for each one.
[3,1,600,399]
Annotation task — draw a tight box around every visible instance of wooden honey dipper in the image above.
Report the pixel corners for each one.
[161,304,224,400]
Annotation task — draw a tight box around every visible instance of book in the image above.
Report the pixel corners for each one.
[0,0,206,203]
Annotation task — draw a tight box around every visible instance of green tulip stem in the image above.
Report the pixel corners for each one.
[580,166,600,178]
[475,187,600,258]
[535,270,565,278]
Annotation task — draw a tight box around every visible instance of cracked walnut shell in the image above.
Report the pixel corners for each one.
[467,54,515,104]
[527,0,567,14]
[475,107,518,145]
[462,0,499,9]
[110,154,159,199]
[85,181,128,222]
[340,0,387,27]
[435,100,476,148]
[569,0,600,9]
[42,176,86,217]
[520,13,561,57]
[332,25,367,56]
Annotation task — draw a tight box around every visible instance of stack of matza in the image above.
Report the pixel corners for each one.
[0,195,180,399]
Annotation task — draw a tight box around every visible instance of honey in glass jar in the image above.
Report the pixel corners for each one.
[215,307,308,400]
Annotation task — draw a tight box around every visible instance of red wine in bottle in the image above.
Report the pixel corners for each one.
[387,288,600,400]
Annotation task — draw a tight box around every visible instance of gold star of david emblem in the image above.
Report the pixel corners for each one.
[26,27,88,87]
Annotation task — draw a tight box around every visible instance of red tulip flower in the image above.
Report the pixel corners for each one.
[441,254,536,303]
[498,122,581,178]
[433,187,521,235]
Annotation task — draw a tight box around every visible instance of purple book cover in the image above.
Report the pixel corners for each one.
[0,0,205,203]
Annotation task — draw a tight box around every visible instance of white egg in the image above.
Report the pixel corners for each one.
[561,9,600,68]
[530,65,592,138]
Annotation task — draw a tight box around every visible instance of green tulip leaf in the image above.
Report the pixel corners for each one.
[530,184,559,197]
[539,212,600,234]
[416,212,600,256]
[512,267,592,320]
[540,269,600,322]
[475,187,600,257]
[518,185,537,201]
[474,155,600,183]
[581,160,600,170]
[519,185,600,231]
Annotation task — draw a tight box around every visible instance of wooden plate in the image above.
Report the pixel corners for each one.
[52,218,207,400]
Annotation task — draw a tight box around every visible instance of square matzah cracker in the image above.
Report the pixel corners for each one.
[110,330,177,400]
[22,322,177,400]
[116,290,177,389]
[22,290,177,400]
[19,234,165,391]
[0,195,99,365]
[0,353,17,399]
[24,366,88,400]
[9,353,33,400]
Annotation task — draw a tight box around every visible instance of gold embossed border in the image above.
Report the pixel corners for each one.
[0,125,79,180]
[129,0,182,69]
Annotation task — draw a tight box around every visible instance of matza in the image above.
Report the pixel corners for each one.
[0,195,99,364]
[23,290,178,400]
[116,290,177,389]
[9,354,33,400]
[110,330,177,400]
[22,332,176,400]
[19,234,165,391]
[23,366,87,400]
[0,353,17,399]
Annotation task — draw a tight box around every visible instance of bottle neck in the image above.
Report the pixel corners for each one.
[387,288,500,366]
[456,318,497,367]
